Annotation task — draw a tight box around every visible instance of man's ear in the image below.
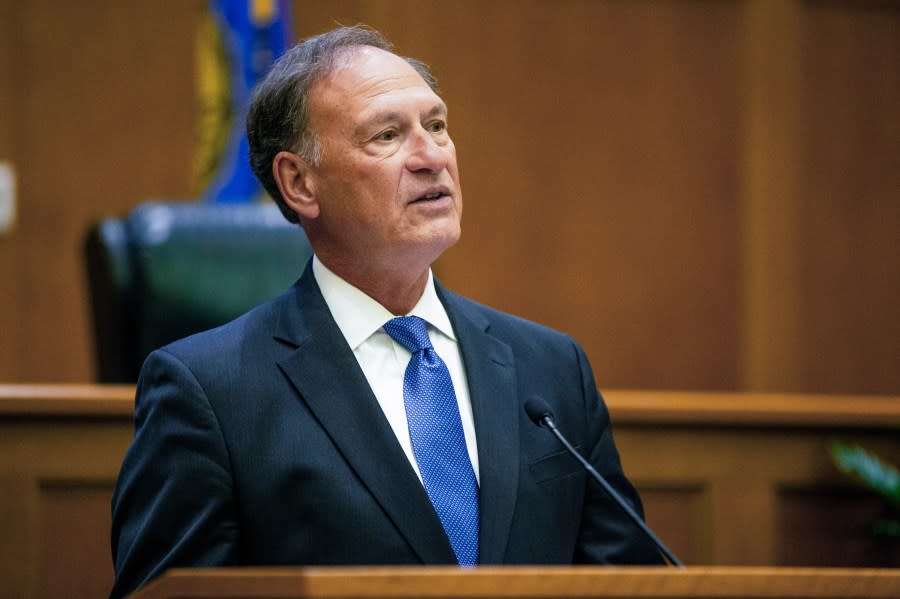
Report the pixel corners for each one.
[273,151,320,220]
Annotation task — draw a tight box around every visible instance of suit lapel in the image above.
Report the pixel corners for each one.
[439,286,520,564]
[274,265,456,564]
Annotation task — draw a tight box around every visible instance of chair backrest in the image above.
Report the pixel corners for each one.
[85,200,313,382]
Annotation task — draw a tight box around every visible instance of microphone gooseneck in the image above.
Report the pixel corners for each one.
[524,395,684,568]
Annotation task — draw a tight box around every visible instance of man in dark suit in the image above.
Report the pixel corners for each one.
[109,25,662,599]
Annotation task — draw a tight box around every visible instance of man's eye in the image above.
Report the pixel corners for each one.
[376,130,398,141]
[428,120,447,133]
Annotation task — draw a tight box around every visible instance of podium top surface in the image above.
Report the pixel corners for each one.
[128,565,900,599]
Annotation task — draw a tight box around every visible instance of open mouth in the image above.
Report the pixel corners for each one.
[412,189,450,203]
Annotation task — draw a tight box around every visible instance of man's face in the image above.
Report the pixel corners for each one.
[302,46,462,273]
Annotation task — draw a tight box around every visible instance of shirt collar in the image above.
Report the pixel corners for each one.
[312,255,456,350]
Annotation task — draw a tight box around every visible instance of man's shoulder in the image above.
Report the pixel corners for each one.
[154,284,295,366]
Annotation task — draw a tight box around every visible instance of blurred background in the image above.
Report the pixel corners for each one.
[1,3,899,596]
[0,0,897,393]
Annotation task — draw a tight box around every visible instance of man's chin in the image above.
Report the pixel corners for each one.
[431,224,462,253]
[405,226,461,265]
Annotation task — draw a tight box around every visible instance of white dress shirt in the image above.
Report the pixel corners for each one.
[312,256,479,483]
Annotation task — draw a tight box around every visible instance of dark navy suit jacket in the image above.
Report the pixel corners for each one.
[109,263,661,598]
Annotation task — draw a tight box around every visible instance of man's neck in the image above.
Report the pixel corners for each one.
[316,254,431,316]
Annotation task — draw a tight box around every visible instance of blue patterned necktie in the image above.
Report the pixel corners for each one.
[383,316,480,565]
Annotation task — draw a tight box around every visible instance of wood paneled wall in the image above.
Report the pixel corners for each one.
[2,386,898,598]
[0,1,897,393]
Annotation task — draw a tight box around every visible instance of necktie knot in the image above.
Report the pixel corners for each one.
[384,316,432,354]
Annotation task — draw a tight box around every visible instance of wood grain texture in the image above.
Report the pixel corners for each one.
[0,1,896,396]
[0,0,203,381]
[129,566,900,599]
[1,385,898,599]
[0,383,133,415]
[3,384,898,427]
[795,0,900,394]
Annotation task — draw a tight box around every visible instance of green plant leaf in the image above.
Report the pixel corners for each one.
[872,519,900,538]
[828,440,900,508]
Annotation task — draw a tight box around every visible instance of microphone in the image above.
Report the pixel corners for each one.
[524,395,684,567]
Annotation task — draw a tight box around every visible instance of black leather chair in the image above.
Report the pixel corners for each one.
[85,200,313,382]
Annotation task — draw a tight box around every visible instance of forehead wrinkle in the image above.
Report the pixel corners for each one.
[329,47,427,98]
[352,97,447,138]
[310,46,446,144]
[317,67,433,114]
[361,100,447,126]
[354,78,434,109]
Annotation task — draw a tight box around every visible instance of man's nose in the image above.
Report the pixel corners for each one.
[405,128,448,173]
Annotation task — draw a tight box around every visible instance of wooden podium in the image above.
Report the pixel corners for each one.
[127,566,900,598]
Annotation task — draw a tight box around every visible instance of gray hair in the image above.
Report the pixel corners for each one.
[246,25,438,223]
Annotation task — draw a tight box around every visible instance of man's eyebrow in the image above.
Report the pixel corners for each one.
[423,102,448,119]
[356,102,448,134]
